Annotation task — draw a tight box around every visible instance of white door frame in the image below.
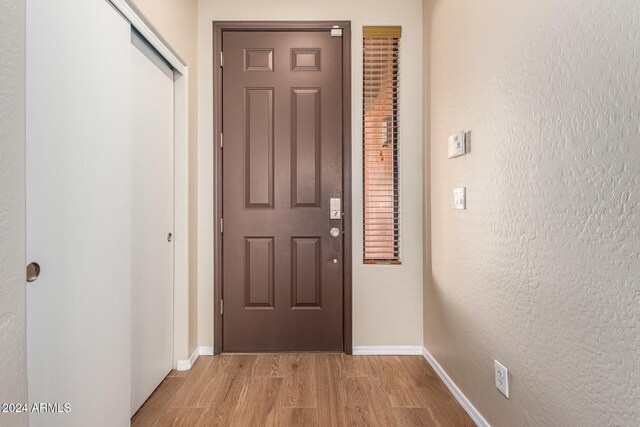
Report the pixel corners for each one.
[110,0,190,368]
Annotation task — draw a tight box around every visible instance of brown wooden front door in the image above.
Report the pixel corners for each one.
[221,29,344,351]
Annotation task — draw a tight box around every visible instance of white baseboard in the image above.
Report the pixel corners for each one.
[422,347,490,427]
[353,345,423,355]
[175,359,191,371]
[198,346,214,356]
[175,347,199,371]
[175,346,215,371]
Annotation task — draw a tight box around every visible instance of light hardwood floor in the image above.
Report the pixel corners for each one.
[131,354,475,427]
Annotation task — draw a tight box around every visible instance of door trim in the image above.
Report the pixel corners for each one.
[212,21,352,355]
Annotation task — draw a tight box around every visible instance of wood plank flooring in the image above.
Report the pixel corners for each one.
[131,354,475,427]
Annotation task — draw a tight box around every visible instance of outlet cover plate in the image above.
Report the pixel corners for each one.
[495,360,509,398]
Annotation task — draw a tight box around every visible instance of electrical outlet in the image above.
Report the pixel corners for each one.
[495,360,509,398]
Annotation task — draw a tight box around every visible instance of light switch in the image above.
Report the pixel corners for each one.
[495,360,509,398]
[448,131,466,158]
[453,187,466,210]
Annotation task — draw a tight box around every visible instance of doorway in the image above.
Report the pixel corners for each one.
[213,22,352,353]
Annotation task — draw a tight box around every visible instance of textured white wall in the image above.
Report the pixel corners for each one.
[425,0,640,425]
[0,0,28,426]
[197,0,424,347]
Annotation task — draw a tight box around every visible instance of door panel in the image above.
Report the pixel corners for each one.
[26,0,132,425]
[222,31,343,351]
[130,31,174,415]
[291,237,322,308]
[244,237,275,308]
[292,88,322,206]
[244,88,274,208]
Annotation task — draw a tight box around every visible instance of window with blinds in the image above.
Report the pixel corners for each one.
[363,26,401,264]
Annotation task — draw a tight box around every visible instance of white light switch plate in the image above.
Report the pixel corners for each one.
[495,360,509,398]
[453,187,466,210]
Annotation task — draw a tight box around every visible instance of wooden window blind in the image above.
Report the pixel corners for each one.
[363,26,401,264]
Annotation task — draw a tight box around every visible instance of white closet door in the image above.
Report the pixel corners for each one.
[26,1,132,426]
[130,31,175,416]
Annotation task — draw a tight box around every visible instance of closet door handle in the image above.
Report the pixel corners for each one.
[27,262,41,283]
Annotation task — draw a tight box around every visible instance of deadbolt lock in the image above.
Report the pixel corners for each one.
[330,198,341,220]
